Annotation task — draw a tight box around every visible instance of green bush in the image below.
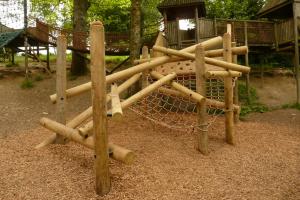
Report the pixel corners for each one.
[34,74,44,81]
[282,103,300,110]
[21,78,34,89]
[238,82,269,116]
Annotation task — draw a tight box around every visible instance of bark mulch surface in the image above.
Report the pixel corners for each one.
[0,76,300,200]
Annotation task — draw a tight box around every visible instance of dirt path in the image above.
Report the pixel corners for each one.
[0,75,299,200]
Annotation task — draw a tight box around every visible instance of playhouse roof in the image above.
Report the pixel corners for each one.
[158,0,205,8]
[158,0,206,20]
[257,0,294,18]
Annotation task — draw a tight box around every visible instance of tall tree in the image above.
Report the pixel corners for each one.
[205,0,265,20]
[129,0,142,65]
[70,0,90,76]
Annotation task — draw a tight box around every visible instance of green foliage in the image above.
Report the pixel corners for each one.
[105,56,128,64]
[31,0,73,28]
[5,62,19,68]
[238,82,269,116]
[21,78,34,89]
[205,0,265,19]
[88,0,131,32]
[34,74,44,81]
[282,103,300,110]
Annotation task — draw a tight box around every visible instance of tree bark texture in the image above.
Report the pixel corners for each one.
[71,0,89,76]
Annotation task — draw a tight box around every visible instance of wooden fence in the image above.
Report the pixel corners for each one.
[165,18,300,50]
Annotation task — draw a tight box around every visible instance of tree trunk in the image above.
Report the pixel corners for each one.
[129,0,142,94]
[130,0,142,65]
[71,0,89,76]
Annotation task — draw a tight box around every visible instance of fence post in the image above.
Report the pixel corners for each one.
[142,46,149,89]
[223,30,235,145]
[195,44,208,155]
[55,35,67,144]
[232,42,239,123]
[90,21,111,196]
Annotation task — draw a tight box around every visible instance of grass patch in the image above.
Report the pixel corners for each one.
[34,74,44,82]
[5,63,19,68]
[238,82,269,116]
[282,103,300,110]
[21,78,34,89]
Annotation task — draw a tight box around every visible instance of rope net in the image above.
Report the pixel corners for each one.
[129,73,227,132]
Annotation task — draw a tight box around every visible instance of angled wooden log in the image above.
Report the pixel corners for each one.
[78,73,177,137]
[153,32,166,57]
[39,117,134,164]
[50,36,223,102]
[152,46,250,73]
[66,73,141,128]
[157,86,240,112]
[111,83,123,120]
[135,46,248,65]
[150,71,205,103]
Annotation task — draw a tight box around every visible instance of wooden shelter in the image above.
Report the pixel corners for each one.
[158,0,206,48]
[258,0,300,103]
[158,0,206,21]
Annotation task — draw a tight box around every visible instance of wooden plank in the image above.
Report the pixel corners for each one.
[195,44,208,154]
[90,21,111,196]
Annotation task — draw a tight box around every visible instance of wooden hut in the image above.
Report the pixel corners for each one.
[258,0,300,103]
[158,0,206,49]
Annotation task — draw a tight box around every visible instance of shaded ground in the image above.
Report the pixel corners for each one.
[0,74,299,200]
[251,76,297,107]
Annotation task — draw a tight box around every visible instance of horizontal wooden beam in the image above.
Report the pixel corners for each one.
[49,37,223,102]
[205,70,242,78]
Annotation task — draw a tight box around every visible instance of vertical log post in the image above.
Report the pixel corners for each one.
[46,44,50,70]
[223,31,235,145]
[232,42,239,123]
[244,21,250,103]
[176,17,181,50]
[195,7,200,43]
[55,35,67,144]
[293,3,300,104]
[90,21,111,196]
[141,46,149,89]
[195,44,208,155]
[214,18,218,36]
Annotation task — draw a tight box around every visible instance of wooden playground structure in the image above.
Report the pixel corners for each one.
[37,21,249,195]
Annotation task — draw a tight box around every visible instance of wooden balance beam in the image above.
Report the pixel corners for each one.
[49,36,223,103]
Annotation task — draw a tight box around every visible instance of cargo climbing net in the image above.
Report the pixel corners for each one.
[130,72,230,132]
